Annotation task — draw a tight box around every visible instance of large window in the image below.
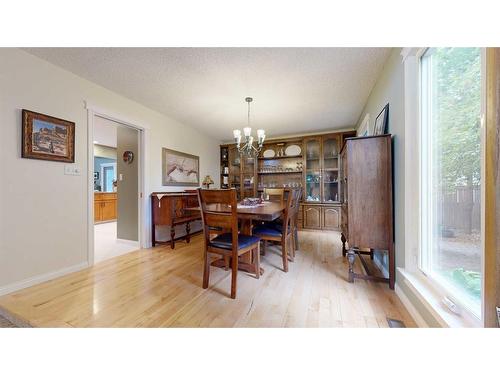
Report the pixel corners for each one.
[420,48,482,317]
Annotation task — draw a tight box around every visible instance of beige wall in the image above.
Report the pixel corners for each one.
[356,48,405,272]
[0,48,220,293]
[356,48,444,327]
[116,126,139,241]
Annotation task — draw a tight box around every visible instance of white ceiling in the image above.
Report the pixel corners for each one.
[94,115,117,148]
[24,48,392,141]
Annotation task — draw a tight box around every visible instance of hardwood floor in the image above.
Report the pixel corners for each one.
[0,231,416,327]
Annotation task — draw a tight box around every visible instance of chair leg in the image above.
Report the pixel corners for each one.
[254,244,260,279]
[281,238,289,272]
[185,222,191,243]
[261,240,267,256]
[170,226,175,249]
[294,225,299,252]
[224,255,229,271]
[202,251,210,289]
[230,253,238,299]
[289,235,295,262]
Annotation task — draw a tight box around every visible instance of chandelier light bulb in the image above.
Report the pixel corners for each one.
[233,97,264,158]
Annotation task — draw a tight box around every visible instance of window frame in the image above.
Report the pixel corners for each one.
[417,47,485,321]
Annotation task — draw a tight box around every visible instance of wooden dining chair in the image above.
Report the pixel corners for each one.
[252,189,296,272]
[197,188,261,299]
[291,188,302,253]
[264,188,285,203]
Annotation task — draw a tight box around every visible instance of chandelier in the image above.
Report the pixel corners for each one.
[233,97,265,158]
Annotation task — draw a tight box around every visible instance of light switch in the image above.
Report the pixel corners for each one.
[119,174,123,181]
[64,165,81,176]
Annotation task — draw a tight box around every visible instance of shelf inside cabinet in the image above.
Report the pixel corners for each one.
[258,155,303,160]
[257,171,302,175]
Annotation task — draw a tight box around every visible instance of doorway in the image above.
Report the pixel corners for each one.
[90,113,142,264]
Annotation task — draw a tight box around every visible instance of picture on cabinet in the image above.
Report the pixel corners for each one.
[373,103,389,135]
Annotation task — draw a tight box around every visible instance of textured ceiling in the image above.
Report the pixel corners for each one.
[24,48,392,141]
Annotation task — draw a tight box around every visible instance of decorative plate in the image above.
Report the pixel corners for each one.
[285,144,301,157]
[262,149,275,158]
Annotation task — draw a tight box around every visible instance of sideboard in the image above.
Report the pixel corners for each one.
[150,191,201,248]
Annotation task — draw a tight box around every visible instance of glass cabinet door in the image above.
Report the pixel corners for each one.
[304,137,321,202]
[241,155,256,198]
[322,135,339,203]
[228,146,241,199]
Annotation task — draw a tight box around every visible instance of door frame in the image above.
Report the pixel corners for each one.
[86,101,150,266]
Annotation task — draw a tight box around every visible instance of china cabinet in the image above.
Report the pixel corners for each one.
[220,130,356,231]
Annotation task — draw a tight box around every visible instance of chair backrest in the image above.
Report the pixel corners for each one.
[284,188,301,235]
[264,188,285,203]
[197,188,239,253]
[279,188,294,237]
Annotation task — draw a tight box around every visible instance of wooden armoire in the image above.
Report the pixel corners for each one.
[340,134,394,289]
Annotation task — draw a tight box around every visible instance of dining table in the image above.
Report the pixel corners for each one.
[187,200,285,275]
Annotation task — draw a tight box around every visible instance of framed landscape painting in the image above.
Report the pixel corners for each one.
[162,147,199,186]
[22,109,75,163]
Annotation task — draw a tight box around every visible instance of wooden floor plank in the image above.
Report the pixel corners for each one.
[0,231,416,328]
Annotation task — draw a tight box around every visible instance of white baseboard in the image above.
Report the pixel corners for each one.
[0,261,89,296]
[116,238,140,247]
[395,283,429,328]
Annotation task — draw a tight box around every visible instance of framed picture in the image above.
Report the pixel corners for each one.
[22,109,75,163]
[162,148,199,186]
[373,103,389,136]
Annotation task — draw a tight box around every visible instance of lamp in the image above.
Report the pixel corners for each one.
[233,97,265,158]
[202,175,214,189]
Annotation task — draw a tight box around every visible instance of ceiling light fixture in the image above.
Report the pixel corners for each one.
[233,97,265,158]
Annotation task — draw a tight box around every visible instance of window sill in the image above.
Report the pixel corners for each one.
[397,267,482,328]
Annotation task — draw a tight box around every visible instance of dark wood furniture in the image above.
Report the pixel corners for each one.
[186,199,286,276]
[150,191,201,249]
[263,188,285,203]
[340,134,395,289]
[252,189,299,272]
[219,130,356,232]
[197,188,261,299]
[94,192,117,223]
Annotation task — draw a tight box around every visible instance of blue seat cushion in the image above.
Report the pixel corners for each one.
[209,233,260,250]
[252,224,283,237]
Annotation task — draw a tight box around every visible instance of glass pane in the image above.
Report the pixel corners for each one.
[305,171,321,202]
[421,48,481,315]
[323,170,339,202]
[242,156,255,198]
[103,165,116,192]
[305,139,320,171]
[323,137,339,170]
